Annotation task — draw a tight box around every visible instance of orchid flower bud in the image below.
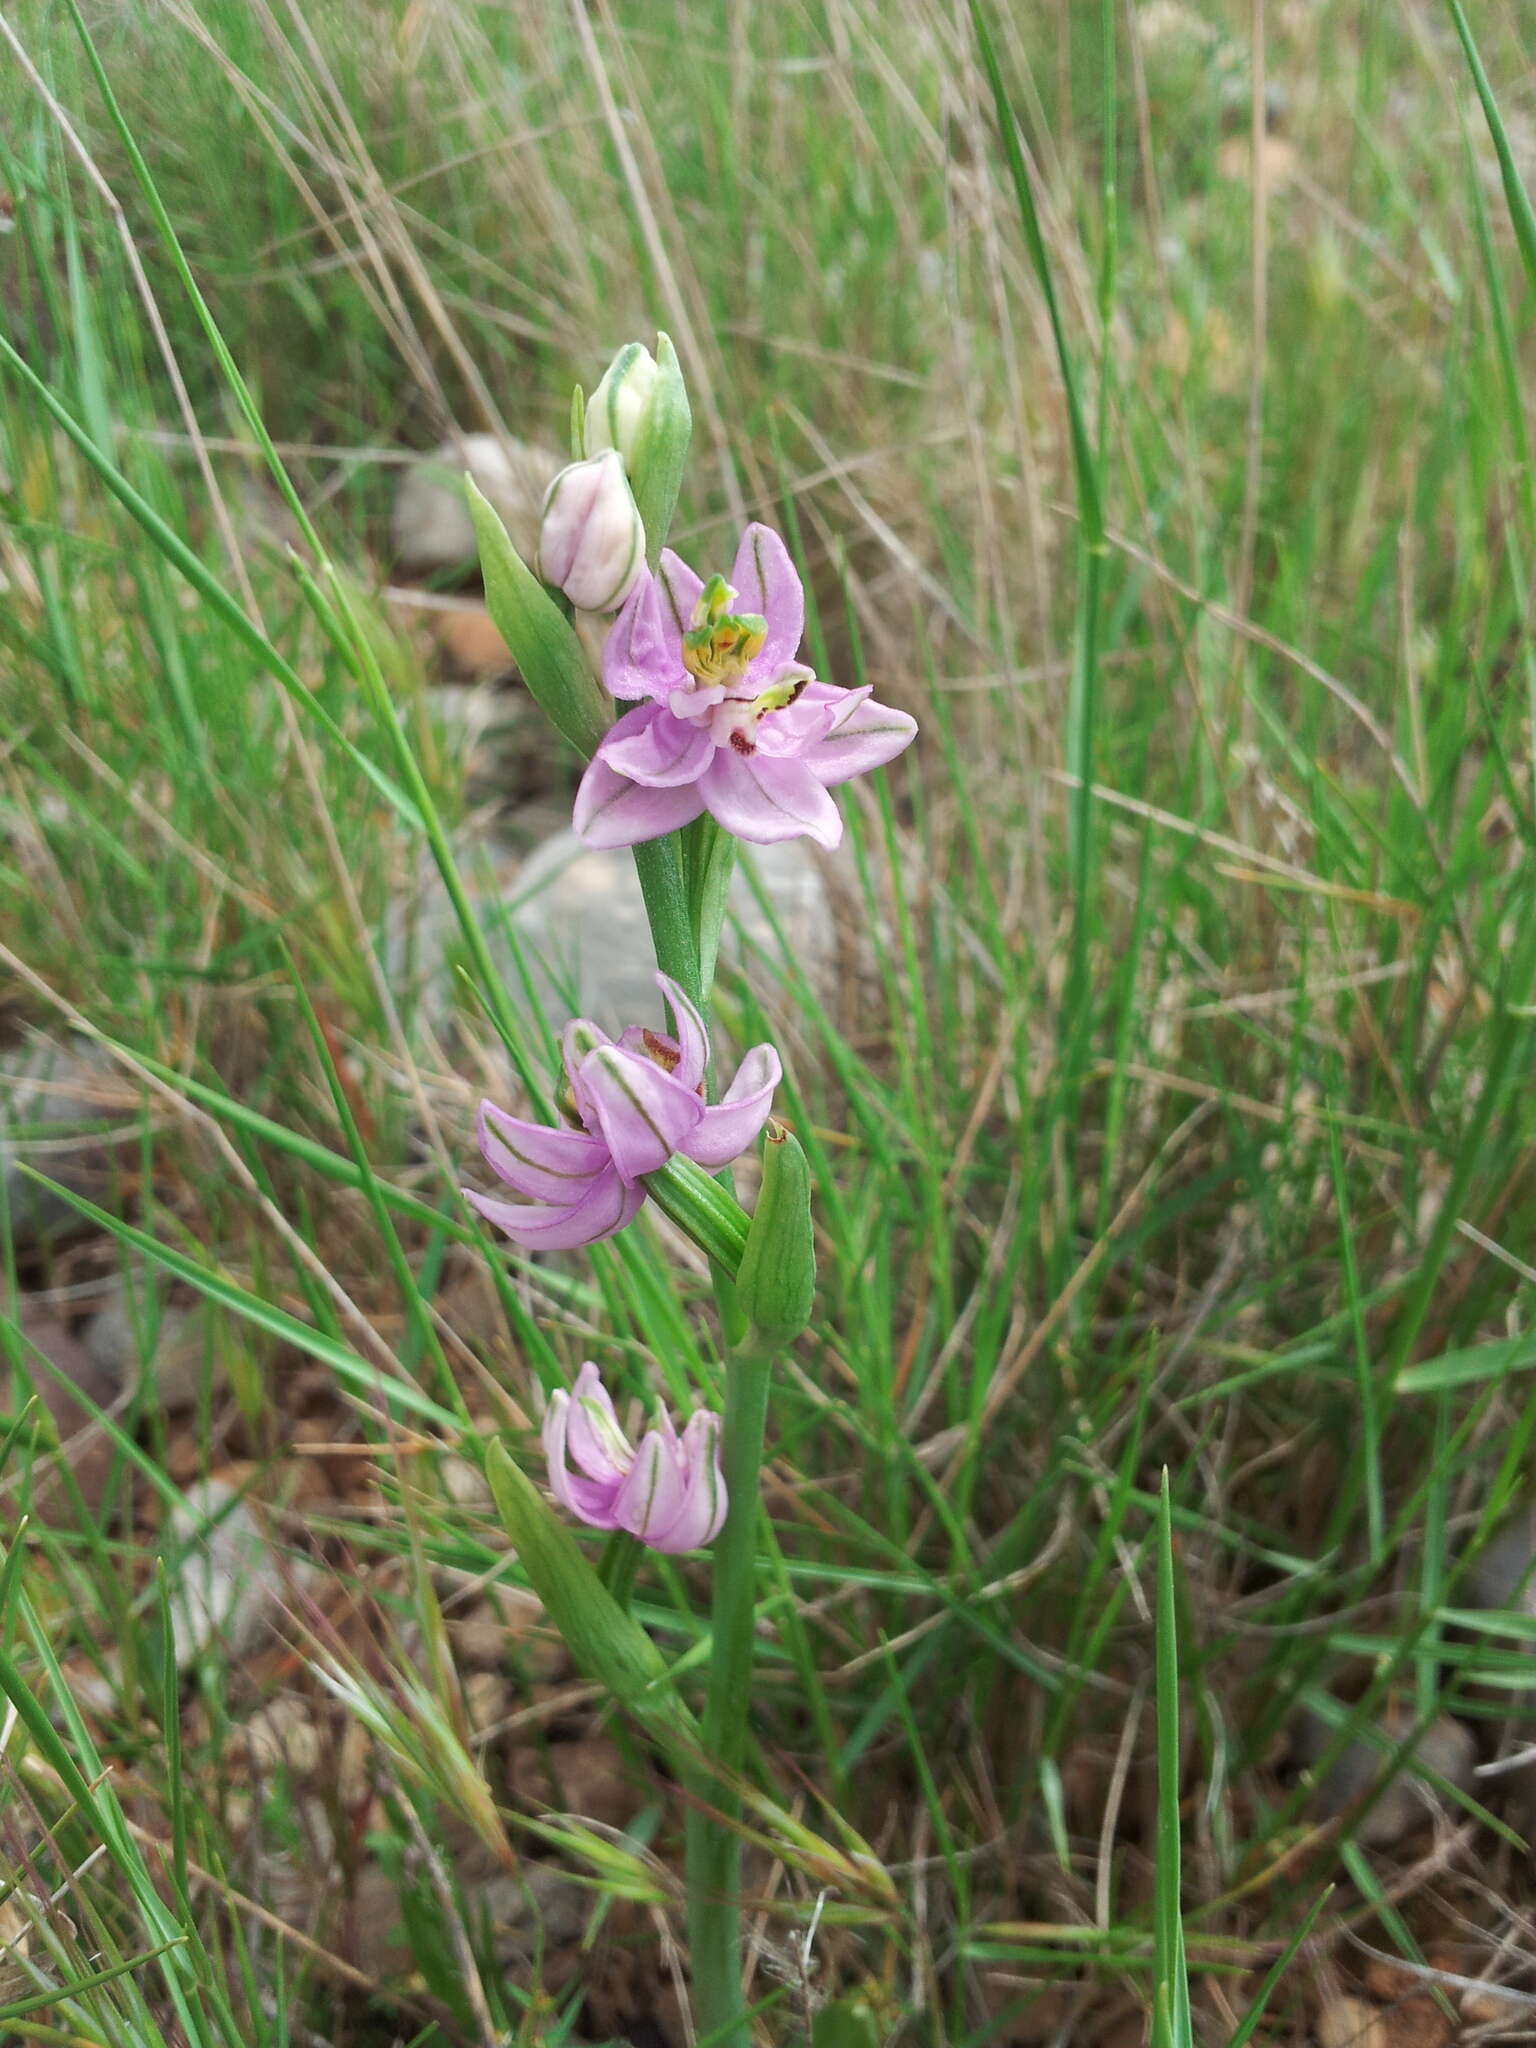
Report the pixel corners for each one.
[541,1363,727,1553]
[537,450,646,613]
[584,342,661,468]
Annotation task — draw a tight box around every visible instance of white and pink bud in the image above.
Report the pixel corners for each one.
[537,450,645,612]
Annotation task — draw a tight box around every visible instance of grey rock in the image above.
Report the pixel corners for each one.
[82,1277,214,1409]
[1301,1704,1475,1847]
[167,1478,305,1669]
[1465,1508,1536,1622]
[478,1861,592,1960]
[0,1036,134,1249]
[507,827,840,1034]
[422,682,541,810]
[1461,1509,1536,1832]
[2,1301,122,1516]
[387,825,842,1046]
[391,433,559,579]
[383,832,523,1043]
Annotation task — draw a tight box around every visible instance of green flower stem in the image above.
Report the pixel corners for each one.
[633,837,702,1012]
[597,1529,643,1610]
[685,1334,774,2048]
[684,816,740,1006]
[645,1156,750,1272]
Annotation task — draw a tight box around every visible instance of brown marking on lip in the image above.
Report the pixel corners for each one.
[641,1029,682,1071]
[729,729,756,756]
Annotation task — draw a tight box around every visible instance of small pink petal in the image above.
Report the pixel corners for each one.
[611,1427,689,1545]
[684,1042,782,1169]
[803,688,918,787]
[655,549,705,639]
[477,1102,609,1201]
[598,704,715,788]
[649,1411,727,1552]
[543,1391,623,1526]
[755,691,838,758]
[654,973,710,1093]
[732,524,805,679]
[603,571,679,702]
[464,1167,643,1249]
[536,462,604,587]
[575,1044,704,1184]
[564,1362,635,1483]
[669,682,727,720]
[573,750,707,849]
[700,750,843,849]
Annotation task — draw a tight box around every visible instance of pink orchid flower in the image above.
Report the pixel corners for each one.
[542,1361,726,1552]
[463,972,780,1250]
[573,523,917,850]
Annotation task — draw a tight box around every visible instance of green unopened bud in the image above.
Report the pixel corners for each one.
[624,333,692,570]
[585,342,661,467]
[735,1120,816,1345]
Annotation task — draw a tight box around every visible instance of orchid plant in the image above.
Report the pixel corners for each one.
[465,337,916,2046]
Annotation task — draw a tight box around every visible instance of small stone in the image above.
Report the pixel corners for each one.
[450,1610,509,1670]
[1461,1985,1532,2027]
[494,1601,571,1684]
[244,1694,323,1777]
[1316,1997,1389,2048]
[464,1670,508,1734]
[391,433,559,580]
[478,1860,591,1959]
[1459,1510,1536,1830]
[510,1733,633,1831]
[81,1278,214,1409]
[336,1717,374,1811]
[1466,1508,1536,1620]
[382,832,522,1043]
[439,1452,491,1508]
[1380,1997,1452,2048]
[430,605,513,678]
[1301,1706,1475,1848]
[6,1303,122,1516]
[166,1478,304,1669]
[0,1036,134,1249]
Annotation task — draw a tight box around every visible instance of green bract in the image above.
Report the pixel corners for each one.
[735,1120,816,1345]
[465,476,611,757]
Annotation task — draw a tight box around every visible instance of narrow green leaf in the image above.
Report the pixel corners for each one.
[1153,1470,1193,2048]
[1447,0,1536,294]
[1396,1332,1536,1393]
[0,1939,189,2022]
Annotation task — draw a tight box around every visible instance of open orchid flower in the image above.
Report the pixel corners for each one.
[463,972,781,1250]
[573,523,917,850]
[542,1362,726,1552]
